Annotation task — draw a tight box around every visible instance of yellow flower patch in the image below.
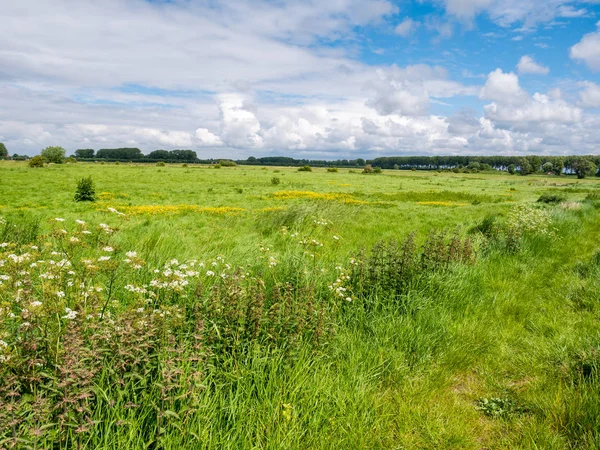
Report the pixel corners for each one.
[115,205,245,216]
[272,190,354,202]
[417,201,469,207]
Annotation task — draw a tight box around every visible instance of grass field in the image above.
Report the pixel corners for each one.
[2,161,600,449]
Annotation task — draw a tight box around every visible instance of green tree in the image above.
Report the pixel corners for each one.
[553,158,564,176]
[40,146,66,164]
[0,143,7,159]
[507,164,516,174]
[75,149,94,159]
[572,157,597,179]
[542,162,553,173]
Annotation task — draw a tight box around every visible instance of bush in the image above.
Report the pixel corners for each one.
[362,164,373,174]
[182,163,188,167]
[537,194,566,204]
[40,146,66,164]
[65,157,77,164]
[298,165,312,172]
[327,167,338,173]
[28,155,46,168]
[74,176,97,202]
[373,166,382,174]
[271,176,281,185]
[219,159,237,167]
[214,164,222,169]
[156,161,165,167]
[346,230,475,305]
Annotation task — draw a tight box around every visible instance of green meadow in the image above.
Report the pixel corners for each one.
[2,161,600,448]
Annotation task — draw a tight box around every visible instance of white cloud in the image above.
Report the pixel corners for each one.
[195,128,223,147]
[570,22,600,71]
[441,0,592,29]
[394,18,419,37]
[517,56,549,75]
[479,69,528,104]
[578,81,600,108]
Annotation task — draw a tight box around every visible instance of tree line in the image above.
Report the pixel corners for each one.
[1,142,600,178]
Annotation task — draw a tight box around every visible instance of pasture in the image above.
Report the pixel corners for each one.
[1,161,600,449]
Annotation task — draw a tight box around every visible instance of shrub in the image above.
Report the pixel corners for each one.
[214,164,222,169]
[393,164,399,170]
[219,159,237,167]
[362,164,373,174]
[182,163,188,168]
[156,161,165,167]
[74,176,97,202]
[40,146,66,164]
[298,165,312,172]
[537,193,566,204]
[411,167,417,171]
[236,188,243,194]
[373,166,382,174]
[271,176,281,185]
[347,230,475,304]
[470,214,499,237]
[65,157,77,164]
[327,167,338,173]
[28,155,46,168]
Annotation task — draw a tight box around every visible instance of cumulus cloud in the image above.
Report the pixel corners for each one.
[570,22,600,71]
[578,81,600,108]
[517,56,549,75]
[394,18,419,37]
[195,128,223,147]
[479,69,528,104]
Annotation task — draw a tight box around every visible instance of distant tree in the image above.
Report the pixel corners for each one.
[393,164,399,170]
[363,164,373,174]
[147,150,171,160]
[96,148,142,160]
[519,158,533,175]
[355,158,366,167]
[507,164,516,174]
[40,146,66,164]
[75,149,95,159]
[373,166,382,174]
[553,158,565,176]
[572,157,597,179]
[0,143,7,159]
[542,162,553,173]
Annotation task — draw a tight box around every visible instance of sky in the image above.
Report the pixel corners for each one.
[1,0,600,159]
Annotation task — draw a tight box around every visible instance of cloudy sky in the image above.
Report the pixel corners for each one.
[2,0,600,158]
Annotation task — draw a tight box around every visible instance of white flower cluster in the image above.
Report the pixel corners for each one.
[328,268,352,302]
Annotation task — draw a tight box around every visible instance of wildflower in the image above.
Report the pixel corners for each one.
[62,308,78,320]
[333,235,340,241]
[98,256,111,262]
[56,291,65,298]
[54,218,65,222]
[30,301,43,308]
[103,246,114,252]
[82,230,92,235]
[206,270,215,277]
[76,219,86,225]
[69,236,80,243]
[126,251,137,258]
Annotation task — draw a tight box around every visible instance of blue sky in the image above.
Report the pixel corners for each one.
[1,0,600,157]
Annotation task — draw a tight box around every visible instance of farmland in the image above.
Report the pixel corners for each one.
[2,161,600,448]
